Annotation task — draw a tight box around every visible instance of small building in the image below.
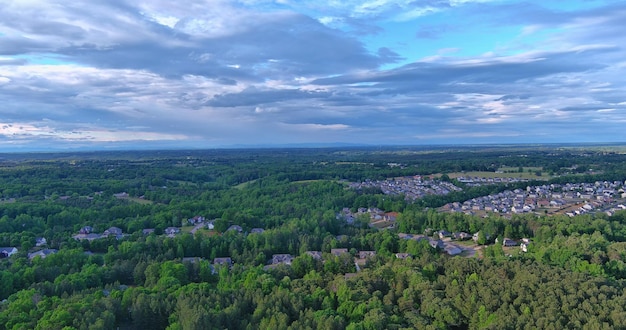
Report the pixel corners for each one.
[384,212,399,222]
[250,228,265,234]
[331,248,349,257]
[142,228,155,235]
[165,227,181,237]
[187,216,205,225]
[501,238,518,247]
[452,232,471,240]
[213,257,232,267]
[358,251,376,259]
[271,254,294,265]
[79,226,94,234]
[395,253,411,259]
[73,233,103,241]
[103,227,123,237]
[28,249,57,260]
[305,251,323,260]
[429,239,445,249]
[226,225,243,233]
[113,192,129,199]
[0,247,18,258]
[472,232,491,243]
[444,244,463,256]
[35,237,47,247]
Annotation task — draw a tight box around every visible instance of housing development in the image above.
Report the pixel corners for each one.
[351,176,626,217]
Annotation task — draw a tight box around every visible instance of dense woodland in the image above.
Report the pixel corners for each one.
[1,145,626,329]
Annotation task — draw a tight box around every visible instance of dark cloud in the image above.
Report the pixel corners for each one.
[312,47,611,89]
[41,11,393,82]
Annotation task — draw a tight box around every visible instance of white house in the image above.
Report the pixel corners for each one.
[0,247,18,258]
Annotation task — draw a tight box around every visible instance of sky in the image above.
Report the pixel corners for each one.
[0,0,625,151]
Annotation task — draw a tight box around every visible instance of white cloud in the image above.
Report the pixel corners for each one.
[283,123,350,131]
[1,0,625,149]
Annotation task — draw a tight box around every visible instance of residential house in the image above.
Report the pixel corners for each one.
[358,251,376,259]
[444,244,463,256]
[35,237,47,247]
[384,212,399,222]
[331,248,349,257]
[73,233,103,241]
[501,238,518,247]
[103,227,123,237]
[452,232,471,240]
[537,199,550,208]
[305,251,323,260]
[429,240,445,249]
[250,228,265,234]
[437,230,451,239]
[113,192,129,199]
[79,226,94,234]
[213,257,232,267]
[226,225,243,233]
[0,247,18,258]
[165,227,181,237]
[28,249,57,260]
[271,254,294,265]
[395,253,411,259]
[142,228,155,235]
[187,216,205,225]
[206,221,215,230]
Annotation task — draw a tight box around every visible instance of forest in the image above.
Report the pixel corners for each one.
[1,144,626,329]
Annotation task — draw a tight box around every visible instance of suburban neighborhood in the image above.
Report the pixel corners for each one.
[441,181,626,217]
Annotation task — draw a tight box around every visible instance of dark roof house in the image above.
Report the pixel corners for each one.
[0,247,18,258]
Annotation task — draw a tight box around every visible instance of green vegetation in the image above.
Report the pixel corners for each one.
[0,145,625,329]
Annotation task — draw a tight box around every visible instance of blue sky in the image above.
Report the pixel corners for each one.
[0,0,624,151]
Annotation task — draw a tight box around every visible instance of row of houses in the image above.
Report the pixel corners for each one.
[456,176,529,187]
[73,226,126,241]
[442,181,626,216]
[349,176,462,201]
[1,246,59,260]
[263,249,378,270]
[74,221,266,242]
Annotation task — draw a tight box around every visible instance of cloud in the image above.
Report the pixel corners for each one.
[0,0,625,150]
